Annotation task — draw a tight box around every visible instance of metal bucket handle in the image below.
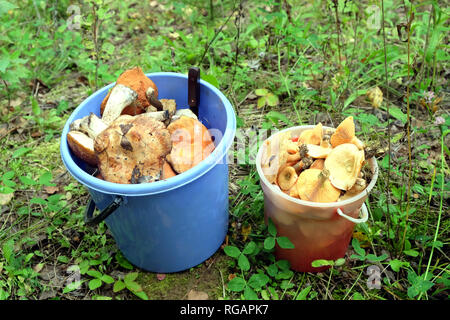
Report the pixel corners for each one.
[337,203,368,224]
[84,196,123,226]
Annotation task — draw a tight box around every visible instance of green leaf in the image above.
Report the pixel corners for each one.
[296,286,312,300]
[102,42,115,55]
[264,237,275,250]
[407,273,434,298]
[334,258,346,267]
[19,176,37,186]
[57,255,69,263]
[202,74,219,88]
[125,280,142,293]
[12,147,31,158]
[238,254,250,272]
[0,1,17,16]
[311,259,334,268]
[87,270,102,279]
[31,97,41,116]
[366,253,388,262]
[124,272,139,283]
[353,292,365,300]
[266,264,278,277]
[267,218,277,237]
[3,171,14,180]
[30,197,47,205]
[275,260,290,271]
[244,287,259,300]
[0,185,14,194]
[63,280,83,294]
[243,241,257,255]
[0,58,10,73]
[224,245,241,258]
[351,238,366,257]
[115,252,133,270]
[113,280,126,292]
[389,259,409,272]
[403,249,419,257]
[265,111,292,126]
[255,88,268,96]
[277,236,295,249]
[343,89,367,110]
[2,239,14,264]
[257,96,266,108]
[388,106,407,125]
[133,290,149,300]
[101,275,114,284]
[266,93,279,107]
[88,278,103,291]
[248,273,269,290]
[228,276,246,292]
[38,171,56,187]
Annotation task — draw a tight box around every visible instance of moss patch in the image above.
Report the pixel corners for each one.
[138,252,230,300]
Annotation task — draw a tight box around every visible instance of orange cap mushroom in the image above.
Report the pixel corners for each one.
[277,165,298,191]
[100,67,159,117]
[330,116,364,149]
[298,123,323,145]
[324,143,365,191]
[166,116,215,174]
[306,144,332,158]
[296,168,340,203]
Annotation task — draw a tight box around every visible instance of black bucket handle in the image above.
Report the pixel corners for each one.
[84,196,124,226]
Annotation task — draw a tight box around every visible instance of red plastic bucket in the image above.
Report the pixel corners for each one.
[256,126,378,272]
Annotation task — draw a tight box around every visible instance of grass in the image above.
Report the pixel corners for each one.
[0,0,448,300]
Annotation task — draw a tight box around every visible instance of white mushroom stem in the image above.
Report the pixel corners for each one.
[102,84,138,124]
[170,109,198,122]
[79,113,108,139]
[143,110,170,122]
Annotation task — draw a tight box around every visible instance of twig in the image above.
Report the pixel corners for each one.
[381,0,394,250]
[401,5,414,254]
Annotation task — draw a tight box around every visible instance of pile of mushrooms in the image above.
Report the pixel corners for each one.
[67,67,215,184]
[261,117,370,203]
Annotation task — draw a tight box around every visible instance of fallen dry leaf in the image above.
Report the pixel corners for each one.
[0,193,14,205]
[228,273,236,281]
[187,289,209,300]
[44,186,59,195]
[156,273,166,281]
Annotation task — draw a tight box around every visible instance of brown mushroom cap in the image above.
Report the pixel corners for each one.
[296,168,340,203]
[324,143,365,191]
[100,67,159,116]
[298,123,323,145]
[67,131,98,166]
[166,116,215,174]
[277,165,298,191]
[94,114,171,184]
[330,116,364,149]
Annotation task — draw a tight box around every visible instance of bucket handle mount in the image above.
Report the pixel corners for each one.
[84,196,123,226]
[337,203,368,224]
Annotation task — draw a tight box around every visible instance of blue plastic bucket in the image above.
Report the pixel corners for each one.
[60,72,236,273]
